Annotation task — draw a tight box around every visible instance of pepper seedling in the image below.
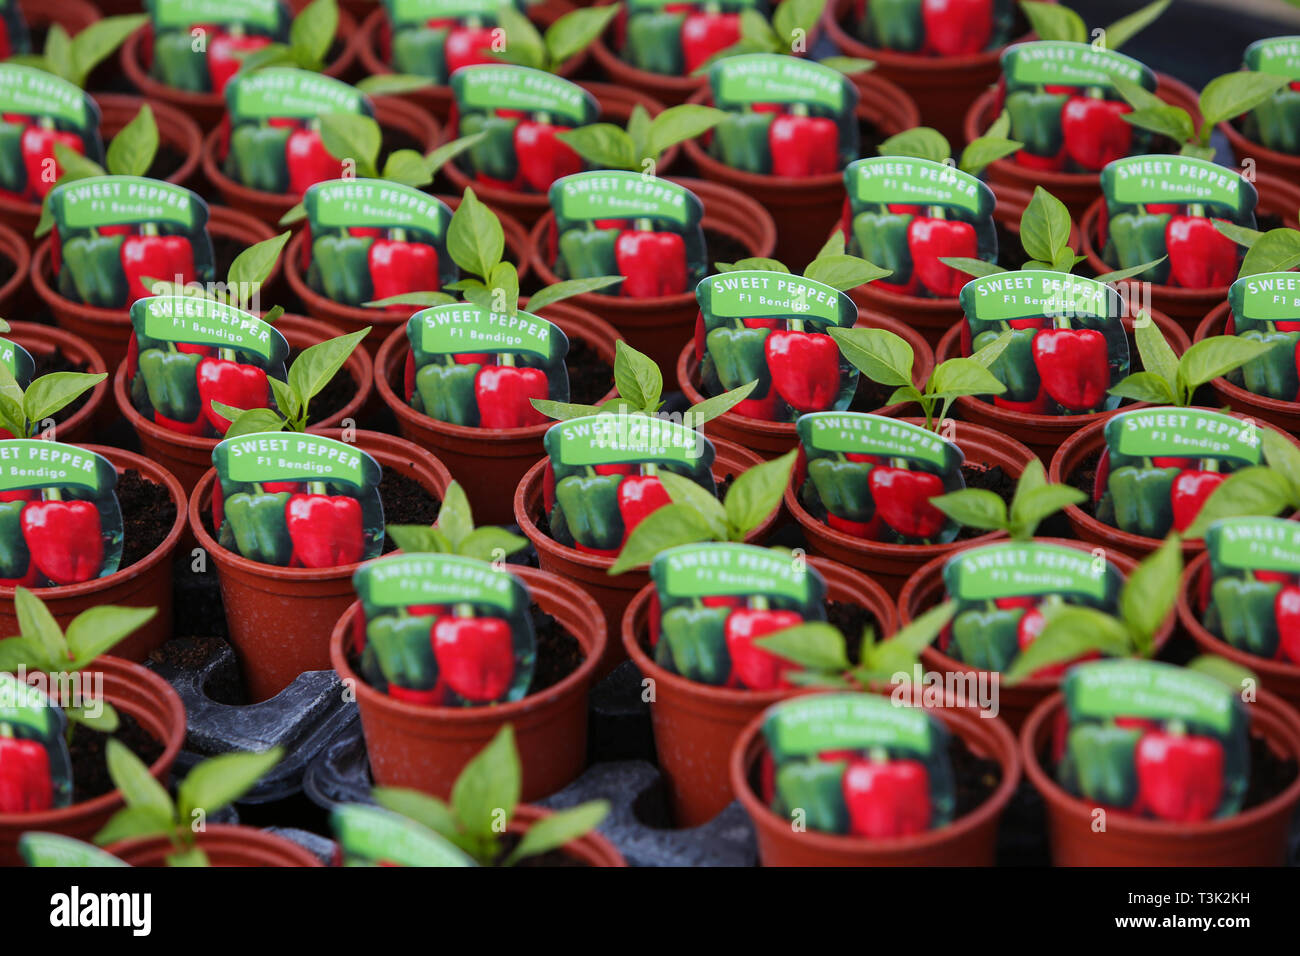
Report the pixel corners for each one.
[386,480,530,563]
[359,725,609,866]
[0,357,106,440]
[691,0,871,75]
[214,326,370,436]
[716,229,893,293]
[1214,221,1300,279]
[141,231,291,314]
[1018,0,1171,55]
[928,459,1085,539]
[827,324,1012,431]
[6,13,146,89]
[556,103,728,177]
[608,450,797,574]
[93,742,283,866]
[215,0,339,76]
[0,588,157,734]
[1181,426,1300,539]
[491,3,621,74]
[876,119,1022,178]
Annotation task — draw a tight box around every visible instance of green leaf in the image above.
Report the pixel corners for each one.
[447,188,505,280]
[356,74,435,96]
[487,260,520,315]
[1177,335,1272,393]
[877,127,951,163]
[105,103,158,177]
[608,504,717,575]
[647,105,727,161]
[223,407,287,438]
[528,276,623,314]
[65,606,157,669]
[928,488,1007,532]
[657,471,729,539]
[803,254,891,290]
[612,341,662,411]
[1200,70,1290,128]
[714,257,790,273]
[104,738,174,822]
[67,14,147,86]
[827,326,913,388]
[381,149,433,187]
[685,379,757,426]
[929,357,1006,399]
[177,748,283,819]
[1214,220,1264,248]
[65,702,119,734]
[1186,654,1257,694]
[815,231,846,260]
[753,622,850,671]
[373,787,465,846]
[1240,227,1300,277]
[529,398,604,421]
[1102,0,1170,50]
[503,800,609,865]
[871,601,957,661]
[19,832,129,867]
[1179,142,1217,161]
[460,526,530,563]
[450,725,521,842]
[723,449,797,538]
[1121,104,1194,144]
[435,482,474,549]
[1108,370,1177,404]
[22,372,105,424]
[1134,313,1179,390]
[1120,534,1182,647]
[364,291,456,308]
[14,586,65,666]
[288,0,338,67]
[53,142,106,180]
[385,524,452,554]
[820,56,875,74]
[1019,186,1072,266]
[1004,605,1133,684]
[772,0,825,49]
[1112,74,1166,113]
[545,5,620,66]
[969,328,1014,370]
[1008,483,1084,539]
[44,26,73,83]
[1019,0,1086,42]
[1262,428,1300,501]
[554,124,636,170]
[319,113,381,178]
[0,636,40,672]
[228,232,289,288]
[1095,257,1169,283]
[958,135,1023,175]
[93,806,174,847]
[626,105,652,159]
[494,3,546,69]
[425,131,487,177]
[288,327,369,417]
[1184,466,1296,539]
[939,256,1006,278]
[166,845,210,868]
[279,202,306,226]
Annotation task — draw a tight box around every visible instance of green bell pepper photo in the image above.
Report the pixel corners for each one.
[661,604,731,685]
[624,11,686,76]
[152,28,211,93]
[558,226,619,281]
[974,326,1040,403]
[392,26,450,83]
[1107,464,1179,538]
[62,233,129,308]
[229,124,292,194]
[224,490,293,566]
[1250,85,1300,155]
[312,234,375,306]
[852,210,914,287]
[1063,723,1141,808]
[711,111,774,175]
[1107,211,1173,284]
[860,0,924,52]
[1238,328,1300,401]
[775,760,850,834]
[415,361,482,427]
[0,119,27,196]
[137,349,203,423]
[807,457,875,523]
[460,112,520,183]
[368,614,439,692]
[951,605,1023,671]
[554,473,625,552]
[1005,90,1068,160]
[1211,577,1282,658]
[0,499,33,581]
[706,326,771,394]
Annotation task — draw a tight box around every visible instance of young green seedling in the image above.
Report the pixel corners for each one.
[386,480,530,563]
[876,119,1022,178]
[556,104,728,176]
[1018,0,1171,53]
[928,459,1085,539]
[716,229,893,293]
[691,0,871,74]
[9,13,146,89]
[142,231,291,313]
[1183,427,1300,539]
[1214,221,1300,279]
[0,361,105,440]
[218,0,339,75]
[492,4,622,73]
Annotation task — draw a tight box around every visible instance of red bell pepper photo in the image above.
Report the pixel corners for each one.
[0,733,54,814]
[1165,210,1239,288]
[615,219,688,298]
[444,21,500,75]
[842,752,932,838]
[388,683,446,706]
[197,352,271,435]
[680,8,742,74]
[121,225,196,303]
[1031,325,1110,412]
[617,473,671,537]
[285,486,365,568]
[868,464,947,539]
[724,607,803,690]
[765,323,841,412]
[474,361,549,429]
[921,0,994,56]
[1276,585,1300,665]
[286,124,345,197]
[207,25,272,95]
[769,105,839,177]
[826,511,886,540]
[20,495,103,585]
[369,229,440,306]
[1133,723,1224,822]
[22,120,84,200]
[908,214,977,297]
[1171,464,1224,534]
[513,116,584,193]
[433,614,515,702]
[1061,95,1133,171]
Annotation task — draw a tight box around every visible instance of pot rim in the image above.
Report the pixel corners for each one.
[104,822,326,866]
[4,320,109,440]
[821,0,1028,72]
[1219,118,1300,173]
[1195,301,1300,417]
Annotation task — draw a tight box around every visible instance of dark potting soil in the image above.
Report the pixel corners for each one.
[497,831,588,867]
[380,471,442,552]
[1257,212,1284,233]
[1068,448,1102,518]
[285,348,355,424]
[950,734,1002,818]
[146,144,186,183]
[705,228,750,269]
[150,636,244,705]
[0,252,13,290]
[118,469,176,569]
[527,604,584,693]
[953,463,1016,540]
[212,234,245,280]
[33,349,93,423]
[849,376,895,413]
[1243,732,1299,810]
[565,338,613,406]
[380,129,424,160]
[857,122,884,162]
[827,600,880,665]
[995,219,1031,271]
[70,710,166,804]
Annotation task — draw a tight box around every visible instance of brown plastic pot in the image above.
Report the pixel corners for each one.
[355,7,588,123]
[31,205,280,371]
[1180,552,1300,716]
[964,74,1202,220]
[1079,175,1300,329]
[682,77,919,270]
[105,823,324,866]
[4,321,108,444]
[442,82,676,229]
[284,195,535,358]
[373,298,620,526]
[114,313,375,494]
[623,557,897,827]
[935,306,1189,459]
[527,176,776,372]
[898,538,1166,731]
[515,437,775,673]
[119,9,361,130]
[1195,301,1300,434]
[1022,687,1300,865]
[1221,116,1300,188]
[844,185,1079,349]
[674,312,936,460]
[200,95,439,227]
[732,690,1022,865]
[0,655,186,866]
[0,221,31,315]
[0,445,186,662]
[785,418,1037,597]
[821,0,1028,145]
[330,565,606,801]
[1048,410,1300,561]
[190,429,453,703]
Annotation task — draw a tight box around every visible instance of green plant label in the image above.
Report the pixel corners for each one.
[0,338,35,389]
[211,433,385,566]
[651,542,826,606]
[0,64,100,138]
[1101,155,1258,222]
[0,674,73,809]
[550,171,703,228]
[1206,516,1300,573]
[1227,272,1300,324]
[402,303,569,427]
[1103,407,1263,463]
[759,692,956,837]
[0,440,123,583]
[845,156,997,219]
[150,0,290,32]
[1244,36,1300,79]
[384,0,517,25]
[131,295,289,363]
[226,68,371,121]
[1060,659,1249,818]
[18,833,129,867]
[944,542,1121,603]
[545,414,714,471]
[710,53,855,116]
[797,411,962,472]
[351,554,537,706]
[1204,517,1300,661]
[629,0,759,8]
[696,270,856,326]
[304,178,452,239]
[451,65,598,127]
[960,270,1119,323]
[1002,41,1156,92]
[331,805,476,867]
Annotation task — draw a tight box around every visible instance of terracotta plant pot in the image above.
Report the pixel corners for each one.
[935,307,1190,459]
[527,176,776,372]
[0,445,186,662]
[31,205,280,371]
[1048,411,1300,561]
[732,691,1022,865]
[898,538,1168,731]
[785,418,1037,596]
[18,0,98,35]
[964,74,1202,220]
[511,804,626,866]
[1195,301,1300,434]
[200,95,439,226]
[190,429,453,703]
[674,313,936,460]
[515,438,775,673]
[1221,115,1300,188]
[4,321,109,444]
[623,557,897,827]
[119,9,361,130]
[330,565,606,801]
[1079,175,1300,329]
[355,8,587,122]
[845,185,1080,349]
[106,823,324,866]
[1180,552,1300,716]
[114,313,375,494]
[284,194,535,358]
[682,77,919,270]
[820,0,1026,145]
[0,655,186,866]
[1021,688,1300,865]
[373,299,620,526]
[442,82,676,229]
[0,221,31,315]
